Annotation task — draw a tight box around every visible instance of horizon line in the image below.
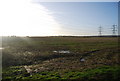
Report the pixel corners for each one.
[1,35,119,37]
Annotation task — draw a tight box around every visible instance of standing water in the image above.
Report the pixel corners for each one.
[53,50,70,54]
[0,47,4,50]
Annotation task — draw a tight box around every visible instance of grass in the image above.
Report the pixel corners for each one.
[2,65,120,81]
[1,36,119,81]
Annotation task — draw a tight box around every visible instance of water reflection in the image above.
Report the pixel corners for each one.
[53,50,70,54]
[0,47,4,50]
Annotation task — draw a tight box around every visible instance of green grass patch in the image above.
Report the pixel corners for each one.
[2,65,120,81]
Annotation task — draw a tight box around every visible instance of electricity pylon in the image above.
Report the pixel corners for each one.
[98,26,102,36]
[111,24,117,35]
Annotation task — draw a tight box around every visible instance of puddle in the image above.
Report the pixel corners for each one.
[0,47,4,50]
[80,58,85,62]
[53,50,70,54]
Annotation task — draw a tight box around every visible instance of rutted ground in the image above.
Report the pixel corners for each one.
[22,47,119,74]
[2,36,119,80]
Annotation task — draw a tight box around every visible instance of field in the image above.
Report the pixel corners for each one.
[1,36,120,81]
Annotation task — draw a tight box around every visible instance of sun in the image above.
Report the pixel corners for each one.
[0,0,61,36]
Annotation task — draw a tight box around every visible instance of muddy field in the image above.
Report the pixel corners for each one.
[1,36,120,81]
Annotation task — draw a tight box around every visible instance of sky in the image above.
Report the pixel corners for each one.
[34,0,119,2]
[40,2,118,36]
[0,0,118,36]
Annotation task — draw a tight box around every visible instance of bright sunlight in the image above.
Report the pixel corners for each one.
[0,0,61,36]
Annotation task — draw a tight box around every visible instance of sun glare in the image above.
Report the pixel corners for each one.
[0,0,61,36]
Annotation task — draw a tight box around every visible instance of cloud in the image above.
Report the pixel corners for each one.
[0,0,61,36]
